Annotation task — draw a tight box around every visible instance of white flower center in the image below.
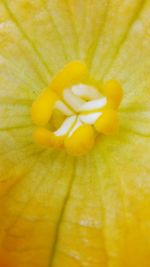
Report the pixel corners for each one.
[54,84,107,137]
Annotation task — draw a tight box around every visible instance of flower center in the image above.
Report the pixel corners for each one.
[31,61,123,156]
[54,84,106,136]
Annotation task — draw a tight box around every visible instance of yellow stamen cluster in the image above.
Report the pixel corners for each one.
[31,61,123,156]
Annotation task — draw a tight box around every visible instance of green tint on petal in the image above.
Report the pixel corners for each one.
[0,0,150,267]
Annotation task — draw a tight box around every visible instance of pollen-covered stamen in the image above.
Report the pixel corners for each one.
[31,60,123,156]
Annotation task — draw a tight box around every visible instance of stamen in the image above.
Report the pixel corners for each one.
[72,84,101,100]
[54,116,76,136]
[63,89,85,112]
[79,112,102,124]
[55,100,74,116]
[68,118,82,137]
[79,97,107,112]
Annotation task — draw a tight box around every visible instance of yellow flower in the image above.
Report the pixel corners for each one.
[0,1,150,267]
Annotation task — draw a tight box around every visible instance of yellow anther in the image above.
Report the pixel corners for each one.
[50,61,88,95]
[94,109,119,135]
[34,127,64,149]
[31,89,58,126]
[64,124,95,156]
[103,80,123,109]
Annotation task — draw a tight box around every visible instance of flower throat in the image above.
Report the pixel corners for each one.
[31,61,123,156]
